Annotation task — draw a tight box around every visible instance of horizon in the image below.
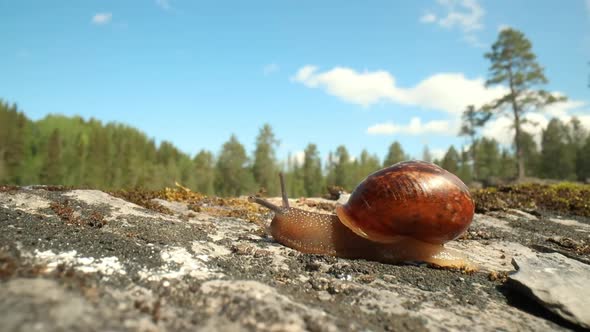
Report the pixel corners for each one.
[1,0,589,163]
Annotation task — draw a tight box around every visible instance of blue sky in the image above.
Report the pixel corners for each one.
[1,0,589,164]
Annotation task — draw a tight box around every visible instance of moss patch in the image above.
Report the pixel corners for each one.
[110,185,267,223]
[473,183,590,217]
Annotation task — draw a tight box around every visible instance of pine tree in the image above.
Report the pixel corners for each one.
[498,148,517,179]
[440,146,460,174]
[474,138,502,180]
[456,148,473,183]
[520,131,540,177]
[85,121,111,187]
[481,28,565,180]
[540,118,576,180]
[355,149,380,185]
[331,145,354,190]
[40,129,63,184]
[193,150,215,195]
[567,117,588,181]
[0,102,28,184]
[578,135,590,182]
[286,154,305,197]
[214,135,255,196]
[383,141,407,167]
[302,143,323,197]
[252,124,279,195]
[459,105,488,179]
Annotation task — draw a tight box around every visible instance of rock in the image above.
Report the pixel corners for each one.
[509,253,590,329]
[0,278,100,331]
[1,187,589,331]
[548,217,590,233]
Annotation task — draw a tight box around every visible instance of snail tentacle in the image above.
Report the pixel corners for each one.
[248,196,283,213]
[279,172,289,208]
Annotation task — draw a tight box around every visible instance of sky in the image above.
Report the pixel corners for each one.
[1,0,590,164]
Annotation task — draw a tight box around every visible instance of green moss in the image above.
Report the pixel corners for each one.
[472,183,590,217]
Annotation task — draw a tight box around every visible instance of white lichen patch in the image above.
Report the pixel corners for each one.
[62,190,177,222]
[151,199,191,215]
[29,249,126,276]
[507,209,539,221]
[356,281,412,316]
[138,245,224,282]
[261,245,293,271]
[192,240,231,258]
[153,199,216,223]
[0,192,53,216]
[418,297,560,332]
[447,240,535,272]
[549,217,590,232]
[471,214,513,232]
[359,277,559,332]
[200,280,336,332]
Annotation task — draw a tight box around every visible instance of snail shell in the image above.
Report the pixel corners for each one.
[336,160,474,245]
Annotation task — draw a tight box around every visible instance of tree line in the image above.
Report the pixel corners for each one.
[2,28,588,196]
[1,100,589,197]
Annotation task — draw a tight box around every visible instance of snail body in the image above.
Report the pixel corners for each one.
[249,161,475,268]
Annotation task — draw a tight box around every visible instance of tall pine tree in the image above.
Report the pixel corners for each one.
[252,124,279,195]
[214,135,255,196]
[481,28,565,179]
[302,143,323,197]
[383,141,407,167]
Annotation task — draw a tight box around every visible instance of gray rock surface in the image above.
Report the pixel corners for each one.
[509,253,590,329]
[1,187,589,331]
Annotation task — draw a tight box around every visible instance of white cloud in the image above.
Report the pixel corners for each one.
[497,24,511,32]
[420,13,437,23]
[431,148,447,161]
[92,13,112,25]
[285,151,305,167]
[294,65,590,146]
[421,0,485,47]
[437,0,484,32]
[367,117,453,136]
[156,0,171,10]
[481,99,590,146]
[263,63,280,76]
[292,66,402,107]
[292,65,507,113]
[293,150,305,166]
[463,33,486,48]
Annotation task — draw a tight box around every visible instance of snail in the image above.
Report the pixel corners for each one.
[249,160,475,268]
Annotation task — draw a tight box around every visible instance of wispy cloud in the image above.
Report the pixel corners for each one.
[430,148,447,161]
[367,118,453,136]
[420,13,437,23]
[292,65,506,113]
[263,63,280,76]
[497,24,511,32]
[92,13,112,25]
[586,0,590,17]
[437,0,484,32]
[420,0,485,47]
[156,0,172,10]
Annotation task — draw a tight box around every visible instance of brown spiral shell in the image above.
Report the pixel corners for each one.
[335,161,474,245]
